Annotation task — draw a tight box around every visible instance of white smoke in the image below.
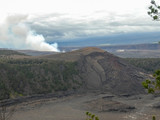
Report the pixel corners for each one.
[0,15,60,52]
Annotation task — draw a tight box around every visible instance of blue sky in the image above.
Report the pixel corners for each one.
[0,0,160,51]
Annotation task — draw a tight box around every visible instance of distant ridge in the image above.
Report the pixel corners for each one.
[0,49,27,56]
[99,43,160,51]
[40,47,105,61]
[16,50,57,56]
[59,43,160,58]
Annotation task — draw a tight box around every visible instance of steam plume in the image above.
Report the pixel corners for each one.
[0,15,60,52]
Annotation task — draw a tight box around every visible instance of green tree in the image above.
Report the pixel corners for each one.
[144,2,160,119]
[142,70,160,93]
[86,112,99,120]
[144,0,160,92]
[142,70,160,120]
[148,0,160,20]
[152,115,156,120]
[146,0,160,90]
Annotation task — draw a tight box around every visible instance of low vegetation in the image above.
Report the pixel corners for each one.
[125,58,160,73]
[0,50,26,56]
[0,57,81,100]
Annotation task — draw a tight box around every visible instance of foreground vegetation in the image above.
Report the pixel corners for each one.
[86,112,99,120]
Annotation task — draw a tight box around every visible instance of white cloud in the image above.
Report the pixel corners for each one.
[26,11,160,43]
[0,15,60,51]
[0,0,160,47]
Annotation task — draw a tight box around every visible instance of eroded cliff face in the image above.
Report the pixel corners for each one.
[76,49,149,95]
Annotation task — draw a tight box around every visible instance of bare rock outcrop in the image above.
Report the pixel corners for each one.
[74,47,150,95]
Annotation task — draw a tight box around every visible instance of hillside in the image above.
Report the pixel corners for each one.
[41,47,105,61]
[41,47,150,94]
[0,59,81,100]
[0,49,26,56]
[0,47,150,100]
[125,58,160,73]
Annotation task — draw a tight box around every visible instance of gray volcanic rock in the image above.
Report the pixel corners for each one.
[42,47,150,95]
[74,47,149,95]
[84,99,135,113]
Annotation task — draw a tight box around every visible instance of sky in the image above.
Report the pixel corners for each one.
[0,0,160,51]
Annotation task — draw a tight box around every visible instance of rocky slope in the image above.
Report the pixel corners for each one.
[42,47,150,95]
[0,47,150,100]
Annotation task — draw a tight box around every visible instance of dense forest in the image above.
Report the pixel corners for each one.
[0,57,81,100]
